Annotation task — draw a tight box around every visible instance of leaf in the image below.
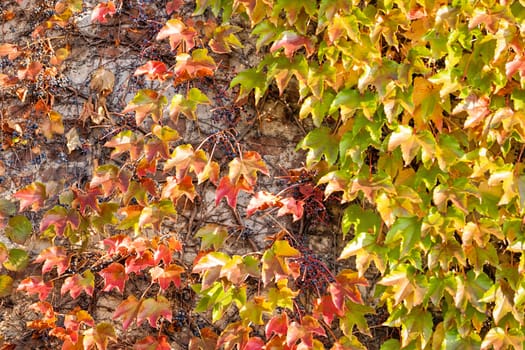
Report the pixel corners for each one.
[150,264,184,290]
[91,1,116,23]
[384,216,422,258]
[313,294,343,325]
[165,0,183,15]
[239,296,272,325]
[452,94,491,129]
[17,61,43,81]
[173,49,216,86]
[246,191,280,217]
[267,279,298,310]
[3,248,29,271]
[99,262,128,293]
[0,43,21,60]
[168,87,210,121]
[286,316,326,348]
[134,61,173,81]
[89,67,115,95]
[215,176,252,208]
[270,31,315,58]
[134,335,171,350]
[164,144,208,180]
[113,295,142,331]
[138,200,177,230]
[228,151,269,186]
[17,276,53,301]
[156,18,197,51]
[137,295,172,328]
[265,313,289,337]
[104,130,143,161]
[262,240,301,286]
[41,110,65,139]
[209,24,243,54]
[125,250,155,274]
[298,127,339,167]
[39,206,81,237]
[123,89,167,126]
[5,215,32,244]
[0,275,14,297]
[195,224,229,250]
[61,270,95,299]
[230,68,268,104]
[276,197,304,221]
[192,251,230,289]
[72,186,102,214]
[65,127,82,154]
[13,182,47,211]
[0,199,16,227]
[83,323,117,350]
[34,246,70,276]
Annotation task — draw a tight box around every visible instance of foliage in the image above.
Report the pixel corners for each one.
[1,0,525,349]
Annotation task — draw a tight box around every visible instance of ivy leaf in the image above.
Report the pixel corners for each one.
[0,199,16,228]
[113,295,142,331]
[138,200,177,230]
[134,61,173,81]
[82,323,117,350]
[165,0,183,15]
[60,270,95,299]
[125,250,155,274]
[72,186,103,214]
[298,127,339,167]
[209,24,243,54]
[13,182,47,212]
[164,144,208,180]
[452,93,491,129]
[99,262,128,293]
[3,248,28,271]
[270,31,315,59]
[0,275,14,298]
[156,18,197,51]
[168,88,210,121]
[262,240,301,286]
[173,49,216,86]
[34,246,70,276]
[246,191,280,217]
[91,1,116,23]
[384,216,422,258]
[137,295,172,328]
[104,130,144,161]
[150,264,185,290]
[39,206,81,237]
[239,296,272,325]
[161,175,197,202]
[192,252,230,289]
[481,327,525,349]
[5,215,32,244]
[267,279,298,310]
[17,276,53,301]
[228,151,269,186]
[195,224,229,250]
[276,197,304,221]
[313,294,343,325]
[134,335,171,350]
[230,68,268,104]
[215,176,252,208]
[122,89,167,126]
[286,316,326,348]
[265,313,288,338]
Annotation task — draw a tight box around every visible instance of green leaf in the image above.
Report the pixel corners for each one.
[230,68,268,104]
[297,126,339,167]
[330,89,377,120]
[3,248,29,271]
[5,215,32,244]
[341,204,381,239]
[0,275,14,297]
[195,224,229,250]
[384,216,422,259]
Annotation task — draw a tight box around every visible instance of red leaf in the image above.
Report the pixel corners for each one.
[72,186,102,214]
[314,295,343,325]
[0,43,21,60]
[91,1,116,24]
[156,18,197,51]
[244,337,264,350]
[113,295,142,331]
[13,182,47,211]
[265,313,288,337]
[134,61,173,81]
[103,234,133,255]
[153,243,172,265]
[99,262,128,293]
[17,276,53,301]
[286,316,326,348]
[270,31,315,59]
[125,251,155,274]
[34,246,70,276]
[39,206,81,237]
[246,191,279,216]
[277,197,304,221]
[61,270,95,299]
[150,264,184,290]
[173,49,216,86]
[335,270,369,304]
[137,295,172,328]
[135,335,171,350]
[215,176,252,208]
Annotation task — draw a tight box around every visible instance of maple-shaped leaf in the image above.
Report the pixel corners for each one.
[83,322,117,350]
[122,89,167,126]
[246,191,280,217]
[138,200,177,230]
[104,130,144,161]
[134,61,173,81]
[91,1,116,23]
[17,276,53,301]
[99,262,128,293]
[192,251,230,289]
[313,294,343,326]
[125,250,155,274]
[72,186,103,215]
[265,312,289,338]
[5,215,32,244]
[270,31,315,59]
[90,164,130,196]
[39,206,81,237]
[216,321,251,350]
[230,68,268,104]
[65,307,95,333]
[164,144,208,180]
[134,335,171,350]
[277,197,304,221]
[239,296,272,325]
[156,18,197,51]
[137,295,172,328]
[13,182,47,211]
[161,175,197,202]
[41,110,65,140]
[0,43,21,60]
[209,24,243,54]
[298,127,340,167]
[169,87,210,121]
[195,223,228,250]
[197,160,220,185]
[452,93,491,129]
[113,295,142,331]
[61,270,95,299]
[189,327,218,350]
[286,316,326,348]
[261,240,301,286]
[173,49,216,86]
[267,279,297,310]
[153,244,172,265]
[215,176,252,208]
[17,61,43,81]
[34,246,70,276]
[150,264,184,290]
[228,151,269,186]
[165,0,183,15]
